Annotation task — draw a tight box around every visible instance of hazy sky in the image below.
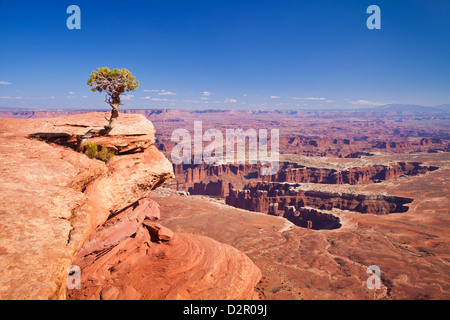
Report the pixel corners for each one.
[0,0,449,109]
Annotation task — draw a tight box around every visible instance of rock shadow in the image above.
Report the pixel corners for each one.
[28,132,78,150]
[281,207,342,230]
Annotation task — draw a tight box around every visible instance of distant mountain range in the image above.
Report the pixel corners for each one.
[374,104,450,113]
[0,104,449,114]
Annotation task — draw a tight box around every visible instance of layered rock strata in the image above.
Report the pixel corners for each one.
[226,182,414,217]
[172,161,438,197]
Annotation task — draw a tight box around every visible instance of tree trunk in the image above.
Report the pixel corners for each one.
[76,96,120,150]
[102,94,121,133]
[104,105,119,132]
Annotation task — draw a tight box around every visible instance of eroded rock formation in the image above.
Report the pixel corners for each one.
[0,113,261,300]
[278,207,342,230]
[226,182,414,218]
[67,197,261,300]
[271,162,438,184]
[172,161,438,197]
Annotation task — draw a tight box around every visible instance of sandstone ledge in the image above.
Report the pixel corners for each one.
[0,113,173,299]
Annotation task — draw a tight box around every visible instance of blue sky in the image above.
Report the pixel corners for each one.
[0,0,449,110]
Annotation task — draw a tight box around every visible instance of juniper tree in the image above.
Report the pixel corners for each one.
[87,67,139,133]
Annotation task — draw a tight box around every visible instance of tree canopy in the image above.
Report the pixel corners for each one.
[87,67,139,132]
[87,67,139,97]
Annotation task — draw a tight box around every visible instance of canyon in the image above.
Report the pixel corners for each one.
[170,161,423,230]
[226,182,414,215]
[152,152,450,300]
[0,108,448,300]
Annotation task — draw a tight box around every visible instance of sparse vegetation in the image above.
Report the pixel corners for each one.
[85,141,116,163]
[85,141,98,159]
[97,145,117,163]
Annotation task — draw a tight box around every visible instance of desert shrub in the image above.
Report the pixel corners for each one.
[85,141,116,163]
[96,146,117,163]
[85,141,98,159]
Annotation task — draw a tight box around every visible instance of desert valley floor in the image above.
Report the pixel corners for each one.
[153,151,449,300]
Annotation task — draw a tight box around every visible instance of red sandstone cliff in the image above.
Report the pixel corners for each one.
[275,162,437,184]
[0,113,261,300]
[172,161,438,198]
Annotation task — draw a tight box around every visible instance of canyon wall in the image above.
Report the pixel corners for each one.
[281,207,342,230]
[273,161,438,184]
[226,182,414,217]
[172,161,438,197]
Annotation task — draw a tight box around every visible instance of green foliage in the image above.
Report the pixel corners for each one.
[96,145,117,163]
[84,141,117,163]
[87,67,139,95]
[85,141,98,159]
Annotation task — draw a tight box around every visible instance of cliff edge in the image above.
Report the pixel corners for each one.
[0,112,261,300]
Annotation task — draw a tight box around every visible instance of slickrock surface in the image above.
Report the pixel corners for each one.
[0,113,172,299]
[67,198,261,300]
